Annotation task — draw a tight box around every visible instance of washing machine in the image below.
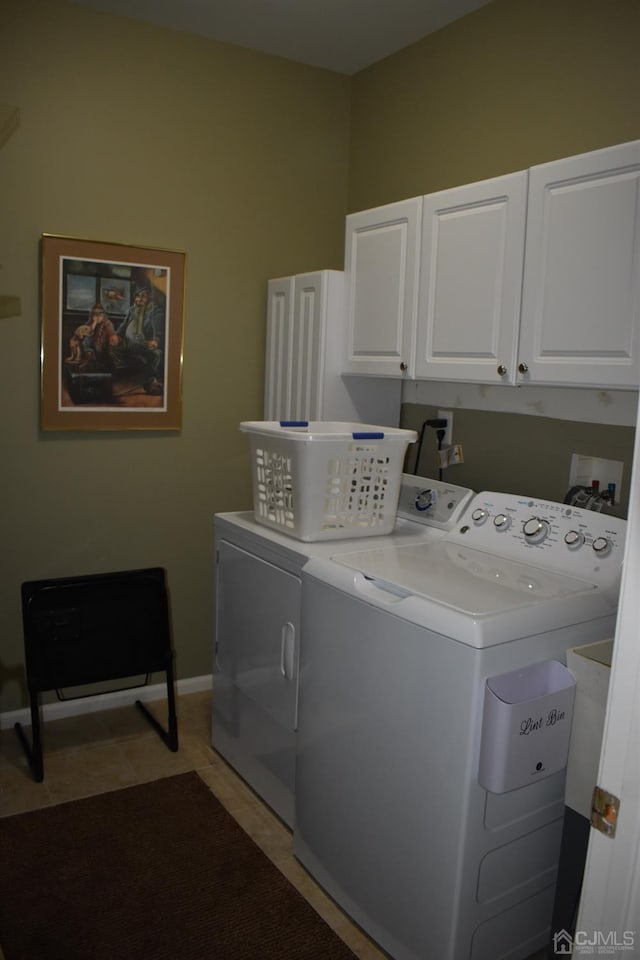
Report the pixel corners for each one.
[293,492,627,960]
[212,475,474,826]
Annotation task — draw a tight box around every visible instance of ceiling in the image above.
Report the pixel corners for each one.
[69,0,494,74]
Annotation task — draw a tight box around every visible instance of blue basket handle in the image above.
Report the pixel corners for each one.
[279,420,309,427]
[352,431,384,439]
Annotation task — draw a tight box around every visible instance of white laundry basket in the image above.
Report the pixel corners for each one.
[240,421,417,541]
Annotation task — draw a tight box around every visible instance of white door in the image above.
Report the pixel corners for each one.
[264,276,293,420]
[215,540,300,731]
[289,272,325,422]
[518,140,640,388]
[342,196,422,378]
[264,272,326,422]
[575,394,640,949]
[415,171,528,384]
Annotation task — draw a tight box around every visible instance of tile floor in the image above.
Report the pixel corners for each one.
[0,690,550,960]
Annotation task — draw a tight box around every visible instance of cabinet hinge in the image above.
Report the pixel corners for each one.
[591,785,620,838]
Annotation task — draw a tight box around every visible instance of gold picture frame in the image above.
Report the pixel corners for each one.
[41,234,185,431]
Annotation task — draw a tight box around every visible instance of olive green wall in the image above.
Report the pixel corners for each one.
[348,0,640,210]
[0,0,350,711]
[2,0,640,712]
[348,0,640,514]
[402,404,635,517]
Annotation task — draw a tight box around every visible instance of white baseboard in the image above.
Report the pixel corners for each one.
[0,674,212,731]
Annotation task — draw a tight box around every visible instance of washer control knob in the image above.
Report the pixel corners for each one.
[523,517,550,543]
[565,530,585,549]
[493,513,510,532]
[593,536,612,556]
[415,488,436,512]
[471,508,488,524]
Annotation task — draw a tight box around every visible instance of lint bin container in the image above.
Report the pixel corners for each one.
[478,659,576,794]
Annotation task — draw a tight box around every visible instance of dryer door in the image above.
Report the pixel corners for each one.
[215,540,300,730]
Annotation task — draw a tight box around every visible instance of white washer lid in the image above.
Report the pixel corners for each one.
[334,540,596,618]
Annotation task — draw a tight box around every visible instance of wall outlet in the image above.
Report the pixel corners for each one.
[437,409,453,447]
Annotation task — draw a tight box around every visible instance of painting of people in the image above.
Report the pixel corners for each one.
[41,236,185,430]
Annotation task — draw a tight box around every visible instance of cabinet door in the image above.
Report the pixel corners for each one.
[415,172,528,384]
[264,276,294,420]
[215,540,300,730]
[519,141,640,388]
[289,273,325,421]
[342,197,422,378]
[264,273,326,421]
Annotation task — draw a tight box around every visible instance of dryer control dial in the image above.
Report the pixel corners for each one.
[471,508,488,524]
[493,513,511,532]
[415,488,436,512]
[564,530,585,550]
[592,536,613,557]
[523,517,550,544]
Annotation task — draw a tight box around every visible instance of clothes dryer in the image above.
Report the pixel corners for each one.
[212,475,474,826]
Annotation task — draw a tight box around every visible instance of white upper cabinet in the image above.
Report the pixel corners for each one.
[264,271,333,422]
[288,272,325,420]
[264,270,402,424]
[342,141,640,390]
[415,172,528,384]
[518,141,640,388]
[265,276,295,420]
[342,197,422,378]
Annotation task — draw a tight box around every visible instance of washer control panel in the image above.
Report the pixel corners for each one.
[396,474,474,530]
[448,491,627,587]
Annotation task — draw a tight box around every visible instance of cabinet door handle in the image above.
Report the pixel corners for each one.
[280,622,296,681]
[400,361,408,372]
[518,361,529,374]
[497,364,507,376]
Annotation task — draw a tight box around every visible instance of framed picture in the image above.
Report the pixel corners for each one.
[41,234,185,430]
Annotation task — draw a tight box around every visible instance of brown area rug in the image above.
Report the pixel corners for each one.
[0,771,357,960]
